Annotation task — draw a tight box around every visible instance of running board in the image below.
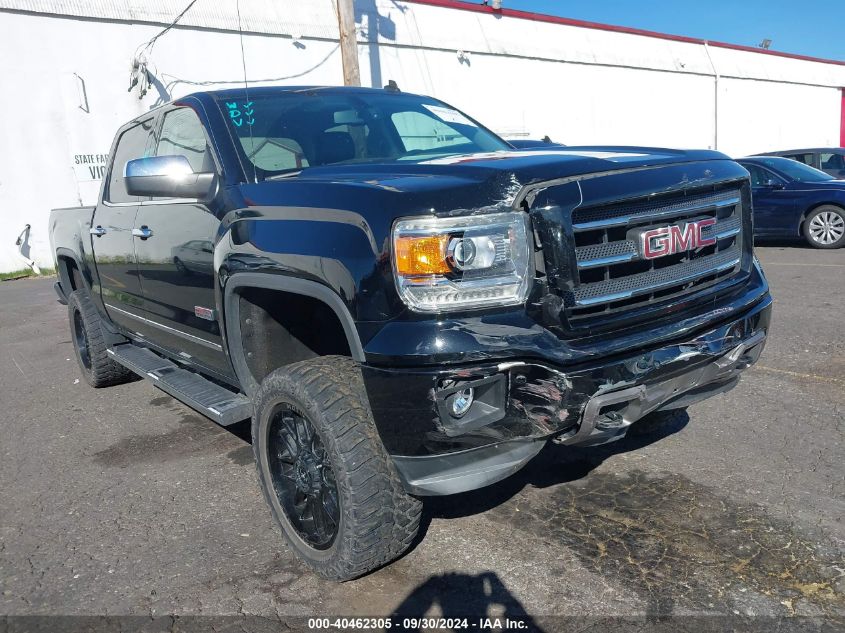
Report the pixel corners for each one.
[107,344,251,426]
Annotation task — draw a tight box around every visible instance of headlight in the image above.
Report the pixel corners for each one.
[392,211,532,312]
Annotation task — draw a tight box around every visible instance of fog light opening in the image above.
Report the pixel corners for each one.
[451,388,475,418]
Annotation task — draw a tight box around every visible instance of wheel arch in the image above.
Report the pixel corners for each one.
[55,248,88,294]
[223,273,365,397]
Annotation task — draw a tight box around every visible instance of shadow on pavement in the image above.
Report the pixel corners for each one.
[753,237,812,249]
[420,410,689,525]
[409,411,844,622]
[391,571,543,632]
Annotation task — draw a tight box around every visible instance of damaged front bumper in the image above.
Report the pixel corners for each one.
[363,294,772,496]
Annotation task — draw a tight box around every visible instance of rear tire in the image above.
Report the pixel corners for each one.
[803,206,845,249]
[67,289,133,388]
[252,355,422,581]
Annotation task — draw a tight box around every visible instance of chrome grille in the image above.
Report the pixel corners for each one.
[563,185,747,326]
[572,189,741,230]
[574,214,742,271]
[573,246,741,306]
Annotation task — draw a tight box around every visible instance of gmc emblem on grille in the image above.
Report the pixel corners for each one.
[634,218,717,260]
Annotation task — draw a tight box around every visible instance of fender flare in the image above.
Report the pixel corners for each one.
[223,272,366,396]
[55,248,91,294]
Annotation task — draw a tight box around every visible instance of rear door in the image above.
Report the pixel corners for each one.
[132,106,228,375]
[92,118,154,332]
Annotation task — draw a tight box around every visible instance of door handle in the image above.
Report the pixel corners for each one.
[132,226,153,240]
[90,226,107,237]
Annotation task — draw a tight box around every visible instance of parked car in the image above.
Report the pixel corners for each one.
[50,85,771,580]
[171,239,214,275]
[756,148,845,178]
[737,156,845,248]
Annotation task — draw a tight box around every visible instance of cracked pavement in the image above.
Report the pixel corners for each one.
[0,244,843,630]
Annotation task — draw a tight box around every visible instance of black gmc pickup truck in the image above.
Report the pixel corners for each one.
[50,86,771,580]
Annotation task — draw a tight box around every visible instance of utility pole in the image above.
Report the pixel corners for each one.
[336,0,361,86]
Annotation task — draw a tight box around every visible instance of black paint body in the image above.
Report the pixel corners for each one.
[50,87,772,493]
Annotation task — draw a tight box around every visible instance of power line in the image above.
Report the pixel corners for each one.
[136,0,201,56]
[235,0,257,183]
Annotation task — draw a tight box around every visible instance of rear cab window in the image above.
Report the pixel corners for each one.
[390,109,474,152]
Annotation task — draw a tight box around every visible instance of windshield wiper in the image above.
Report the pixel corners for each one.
[266,170,303,180]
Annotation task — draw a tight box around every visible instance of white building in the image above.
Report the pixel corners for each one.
[1,0,843,273]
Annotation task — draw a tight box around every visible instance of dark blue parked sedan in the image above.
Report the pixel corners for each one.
[737,156,845,249]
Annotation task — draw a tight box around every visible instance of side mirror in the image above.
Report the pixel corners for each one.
[763,179,784,190]
[125,155,217,200]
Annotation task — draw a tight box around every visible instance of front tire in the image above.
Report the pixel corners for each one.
[67,289,134,388]
[803,206,845,249]
[252,356,422,581]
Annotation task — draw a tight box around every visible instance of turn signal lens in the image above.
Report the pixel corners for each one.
[394,235,451,275]
[392,212,532,312]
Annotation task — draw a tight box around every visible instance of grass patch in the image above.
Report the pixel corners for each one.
[0,267,56,281]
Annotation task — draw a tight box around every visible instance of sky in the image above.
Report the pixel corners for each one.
[503,1,845,61]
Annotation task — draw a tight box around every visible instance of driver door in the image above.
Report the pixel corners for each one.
[132,106,228,376]
[745,164,795,236]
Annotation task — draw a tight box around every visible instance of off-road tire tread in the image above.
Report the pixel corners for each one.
[68,289,133,388]
[252,355,422,581]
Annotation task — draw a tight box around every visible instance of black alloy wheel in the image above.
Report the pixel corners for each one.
[251,355,422,580]
[67,289,133,387]
[72,308,92,371]
[267,403,340,549]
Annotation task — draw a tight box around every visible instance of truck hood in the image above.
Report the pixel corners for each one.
[238,146,731,213]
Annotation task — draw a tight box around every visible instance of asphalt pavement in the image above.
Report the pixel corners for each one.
[0,244,843,632]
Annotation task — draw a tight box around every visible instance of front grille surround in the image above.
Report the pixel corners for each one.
[544,177,752,332]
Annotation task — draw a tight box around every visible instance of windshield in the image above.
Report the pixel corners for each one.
[216,90,510,179]
[756,157,835,182]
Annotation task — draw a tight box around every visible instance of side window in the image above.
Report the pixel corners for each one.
[743,164,783,187]
[820,153,844,170]
[785,153,814,165]
[746,164,776,187]
[156,108,212,173]
[390,111,470,152]
[106,120,154,203]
